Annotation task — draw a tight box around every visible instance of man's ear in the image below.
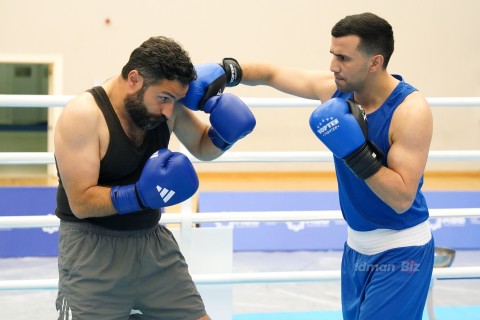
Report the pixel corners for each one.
[127,70,144,92]
[369,54,384,72]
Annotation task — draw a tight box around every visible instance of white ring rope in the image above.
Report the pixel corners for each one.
[0,95,479,292]
[1,150,480,165]
[0,267,479,291]
[1,95,480,108]
[1,208,479,229]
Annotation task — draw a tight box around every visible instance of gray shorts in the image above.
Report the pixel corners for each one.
[56,221,206,320]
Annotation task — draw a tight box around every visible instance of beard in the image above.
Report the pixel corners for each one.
[124,86,167,131]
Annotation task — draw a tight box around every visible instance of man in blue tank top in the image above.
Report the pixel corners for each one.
[54,36,256,319]
[220,12,434,320]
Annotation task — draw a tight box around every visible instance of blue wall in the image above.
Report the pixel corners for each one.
[0,187,58,257]
[199,190,480,251]
[0,187,479,257]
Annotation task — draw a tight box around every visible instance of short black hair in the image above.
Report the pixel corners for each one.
[121,36,196,86]
[331,12,394,68]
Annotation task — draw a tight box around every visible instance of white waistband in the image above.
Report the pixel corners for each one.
[347,220,432,255]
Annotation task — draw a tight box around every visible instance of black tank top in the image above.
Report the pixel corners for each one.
[55,86,171,230]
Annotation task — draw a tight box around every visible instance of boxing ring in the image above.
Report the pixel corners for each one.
[0,95,480,319]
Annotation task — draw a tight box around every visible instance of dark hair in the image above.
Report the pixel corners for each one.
[331,12,394,68]
[121,36,196,86]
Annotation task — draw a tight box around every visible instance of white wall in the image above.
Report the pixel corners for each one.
[1,0,479,172]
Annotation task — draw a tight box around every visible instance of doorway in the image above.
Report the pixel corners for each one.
[0,55,63,179]
[0,63,49,153]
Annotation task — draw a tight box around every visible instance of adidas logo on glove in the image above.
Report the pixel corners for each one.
[111,149,198,214]
[156,185,176,203]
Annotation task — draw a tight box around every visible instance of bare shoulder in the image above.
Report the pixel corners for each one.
[63,92,99,116]
[58,91,103,128]
[55,91,104,146]
[393,91,431,125]
[398,91,430,113]
[390,90,432,143]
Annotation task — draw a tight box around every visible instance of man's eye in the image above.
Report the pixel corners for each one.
[158,96,170,103]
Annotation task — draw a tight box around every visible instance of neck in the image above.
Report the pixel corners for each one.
[354,72,399,112]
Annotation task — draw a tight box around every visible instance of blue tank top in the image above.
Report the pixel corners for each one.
[331,75,429,231]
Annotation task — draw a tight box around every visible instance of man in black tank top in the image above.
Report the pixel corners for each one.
[54,36,256,319]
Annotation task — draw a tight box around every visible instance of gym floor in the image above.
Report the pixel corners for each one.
[1,250,480,319]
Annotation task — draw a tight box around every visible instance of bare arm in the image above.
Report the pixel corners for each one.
[365,92,432,213]
[241,62,337,102]
[54,94,116,219]
[171,103,224,161]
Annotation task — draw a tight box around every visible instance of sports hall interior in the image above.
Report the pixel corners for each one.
[0,1,479,319]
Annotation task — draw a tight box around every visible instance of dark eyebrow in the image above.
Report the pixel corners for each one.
[330,50,341,56]
[158,92,176,100]
[330,50,348,60]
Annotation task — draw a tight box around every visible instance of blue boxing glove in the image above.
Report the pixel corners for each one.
[179,58,243,110]
[179,64,226,111]
[204,93,256,151]
[309,98,383,180]
[110,149,199,214]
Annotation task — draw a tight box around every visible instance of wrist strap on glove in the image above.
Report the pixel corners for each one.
[208,127,232,151]
[343,142,383,180]
[221,58,242,87]
[111,185,144,215]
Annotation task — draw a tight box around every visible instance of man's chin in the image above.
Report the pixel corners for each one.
[336,86,353,94]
